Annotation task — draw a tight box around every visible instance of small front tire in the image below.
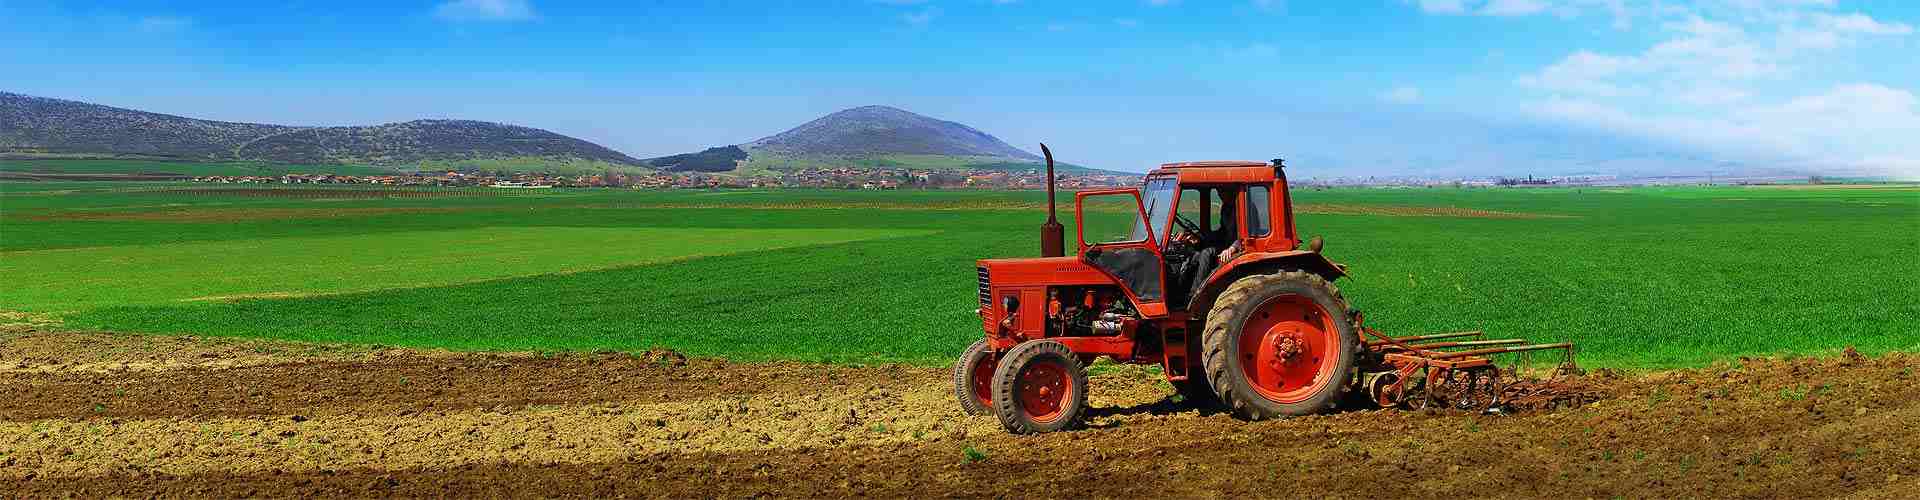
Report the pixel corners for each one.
[991,340,1088,434]
[952,338,997,416]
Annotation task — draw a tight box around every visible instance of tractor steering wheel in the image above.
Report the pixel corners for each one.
[1171,213,1203,240]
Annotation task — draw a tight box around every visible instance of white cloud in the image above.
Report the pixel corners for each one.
[1224,43,1280,58]
[1518,50,1641,96]
[1487,1,1920,175]
[1414,0,1470,14]
[1380,86,1423,104]
[1813,12,1913,35]
[903,8,938,26]
[1480,0,1550,16]
[1716,0,1835,10]
[1533,84,1920,178]
[1672,84,1752,105]
[1410,0,1558,17]
[434,0,535,22]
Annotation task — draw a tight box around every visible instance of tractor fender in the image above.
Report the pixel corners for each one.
[1186,250,1346,315]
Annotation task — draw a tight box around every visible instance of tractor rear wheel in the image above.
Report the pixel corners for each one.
[1201,270,1357,420]
[951,338,997,416]
[990,340,1088,434]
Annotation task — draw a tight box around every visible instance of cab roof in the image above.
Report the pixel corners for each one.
[1157,160,1271,169]
[1148,160,1280,184]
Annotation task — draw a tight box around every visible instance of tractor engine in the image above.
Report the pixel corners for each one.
[1046,286,1137,338]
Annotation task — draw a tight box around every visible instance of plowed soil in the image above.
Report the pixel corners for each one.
[3,332,1915,498]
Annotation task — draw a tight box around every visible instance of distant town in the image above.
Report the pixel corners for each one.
[191,167,1144,190]
[186,167,1865,190]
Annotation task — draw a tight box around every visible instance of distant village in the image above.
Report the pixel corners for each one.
[189,167,1833,191]
[191,167,1142,190]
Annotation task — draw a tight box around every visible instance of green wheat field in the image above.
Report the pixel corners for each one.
[2,180,1915,368]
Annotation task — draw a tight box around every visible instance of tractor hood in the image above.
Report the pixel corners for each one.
[975,256,1113,287]
[973,256,1117,336]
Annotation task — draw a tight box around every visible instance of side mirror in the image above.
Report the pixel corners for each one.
[1308,236,1324,253]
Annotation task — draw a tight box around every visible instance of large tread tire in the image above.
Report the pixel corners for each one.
[951,338,996,416]
[990,340,1088,434]
[1201,270,1358,420]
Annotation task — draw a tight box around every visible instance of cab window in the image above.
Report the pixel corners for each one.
[1245,185,1271,237]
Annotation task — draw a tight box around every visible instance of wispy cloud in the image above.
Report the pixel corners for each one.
[1412,0,1469,15]
[902,8,939,26]
[1224,42,1280,58]
[1114,18,1142,27]
[1412,0,1553,17]
[1814,12,1913,35]
[1478,0,1549,16]
[434,0,536,22]
[1486,1,1920,176]
[1379,86,1422,104]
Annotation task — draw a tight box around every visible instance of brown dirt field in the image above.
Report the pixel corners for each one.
[2,333,1915,498]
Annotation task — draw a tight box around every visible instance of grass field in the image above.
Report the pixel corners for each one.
[2,181,1915,367]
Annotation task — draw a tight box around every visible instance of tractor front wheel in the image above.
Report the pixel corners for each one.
[990,340,1088,434]
[951,338,997,415]
[1201,270,1358,420]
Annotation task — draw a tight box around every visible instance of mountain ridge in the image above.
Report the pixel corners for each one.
[747,105,1039,160]
[0,91,645,168]
[648,105,1111,174]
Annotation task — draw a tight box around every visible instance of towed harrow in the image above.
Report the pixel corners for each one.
[1351,312,1584,413]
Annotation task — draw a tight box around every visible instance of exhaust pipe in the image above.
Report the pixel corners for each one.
[1039,143,1065,257]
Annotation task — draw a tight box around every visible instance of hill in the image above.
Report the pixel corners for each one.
[0,91,646,172]
[749,105,1037,160]
[647,105,1110,174]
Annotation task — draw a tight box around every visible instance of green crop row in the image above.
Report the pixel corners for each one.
[3,182,1915,368]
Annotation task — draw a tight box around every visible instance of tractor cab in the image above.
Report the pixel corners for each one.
[1071,160,1340,318]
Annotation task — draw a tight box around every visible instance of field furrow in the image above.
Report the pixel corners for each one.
[2,333,1916,497]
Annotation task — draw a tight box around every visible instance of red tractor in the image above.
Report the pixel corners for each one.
[957,146,1573,433]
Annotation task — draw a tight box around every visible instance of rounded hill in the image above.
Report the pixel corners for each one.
[747,105,1039,160]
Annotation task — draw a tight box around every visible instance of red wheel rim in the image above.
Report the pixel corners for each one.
[1016,359,1073,423]
[969,354,996,410]
[1237,294,1338,404]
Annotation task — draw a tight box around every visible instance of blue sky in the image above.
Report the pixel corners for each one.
[3,1,1915,178]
